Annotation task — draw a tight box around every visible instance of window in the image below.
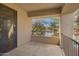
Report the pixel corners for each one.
[32,16,60,37]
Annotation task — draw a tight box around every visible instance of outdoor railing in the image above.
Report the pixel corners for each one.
[61,33,79,56]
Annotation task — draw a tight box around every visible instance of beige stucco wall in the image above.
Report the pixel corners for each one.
[60,4,79,48]
[3,3,32,46]
[61,13,74,38]
[61,3,79,38]
[31,36,59,45]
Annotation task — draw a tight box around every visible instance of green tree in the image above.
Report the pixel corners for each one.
[74,16,79,36]
[48,20,59,36]
[32,21,46,36]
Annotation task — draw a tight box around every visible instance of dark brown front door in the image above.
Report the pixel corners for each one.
[0,4,17,53]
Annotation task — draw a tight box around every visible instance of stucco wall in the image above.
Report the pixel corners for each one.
[3,3,32,46]
[61,13,74,38]
[60,4,79,48]
[61,3,79,38]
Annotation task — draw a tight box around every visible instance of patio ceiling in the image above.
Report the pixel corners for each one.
[17,3,65,17]
[17,3,64,12]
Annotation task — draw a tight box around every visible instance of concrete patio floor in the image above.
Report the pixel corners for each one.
[3,41,64,56]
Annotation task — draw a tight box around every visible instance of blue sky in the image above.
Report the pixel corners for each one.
[32,17,54,25]
[32,17,59,27]
[42,17,54,24]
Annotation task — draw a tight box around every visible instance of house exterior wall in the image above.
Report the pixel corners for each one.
[61,13,74,38]
[60,4,79,48]
[61,3,79,38]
